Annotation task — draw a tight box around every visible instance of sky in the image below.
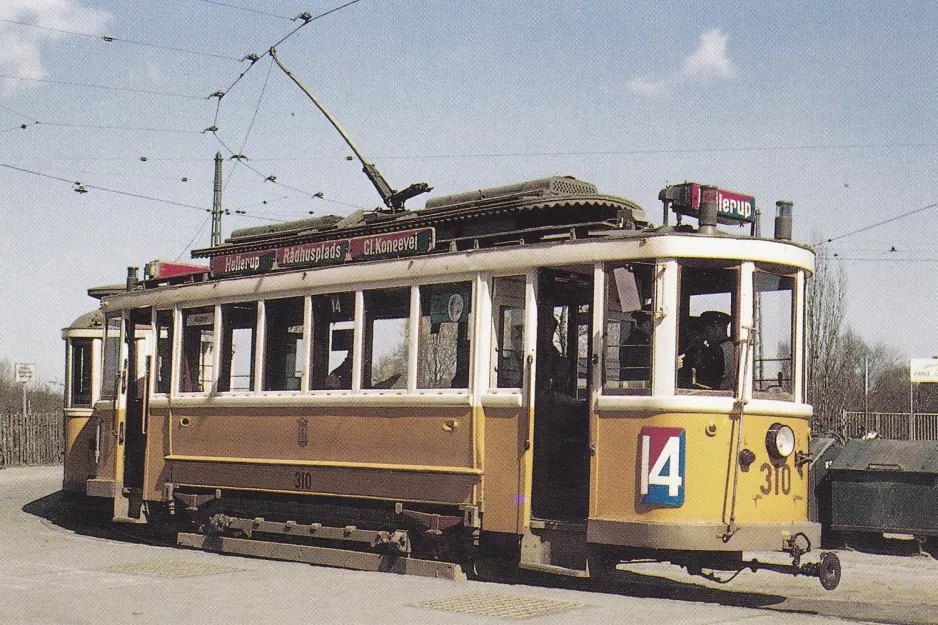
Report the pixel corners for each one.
[1,0,937,386]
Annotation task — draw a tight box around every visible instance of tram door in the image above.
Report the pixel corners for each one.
[121,309,150,492]
[531,269,592,520]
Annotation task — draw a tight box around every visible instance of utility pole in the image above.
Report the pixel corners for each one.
[211,151,223,247]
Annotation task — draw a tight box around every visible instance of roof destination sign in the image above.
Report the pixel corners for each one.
[663,182,757,224]
[210,227,435,278]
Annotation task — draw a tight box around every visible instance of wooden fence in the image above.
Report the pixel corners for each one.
[0,412,63,467]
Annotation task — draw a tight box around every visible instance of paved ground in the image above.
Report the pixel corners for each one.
[2,466,934,625]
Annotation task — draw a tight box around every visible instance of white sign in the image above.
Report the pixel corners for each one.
[910,358,938,383]
[14,363,35,383]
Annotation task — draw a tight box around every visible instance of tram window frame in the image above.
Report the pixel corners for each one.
[217,301,258,393]
[69,338,94,407]
[178,306,215,394]
[100,313,122,400]
[263,297,305,392]
[752,269,796,401]
[362,287,410,391]
[491,275,526,390]
[154,310,173,395]
[602,263,654,396]
[417,281,473,390]
[310,292,355,391]
[675,262,739,395]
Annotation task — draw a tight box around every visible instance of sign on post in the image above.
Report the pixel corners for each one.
[910,358,938,383]
[14,363,35,384]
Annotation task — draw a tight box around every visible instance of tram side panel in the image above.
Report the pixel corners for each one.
[143,404,480,508]
[590,409,812,552]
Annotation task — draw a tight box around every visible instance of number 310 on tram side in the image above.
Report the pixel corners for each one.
[61,176,840,589]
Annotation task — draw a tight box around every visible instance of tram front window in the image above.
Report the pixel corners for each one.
[603,264,654,395]
[677,265,737,392]
[753,271,795,398]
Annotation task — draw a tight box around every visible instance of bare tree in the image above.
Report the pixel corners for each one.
[805,248,848,434]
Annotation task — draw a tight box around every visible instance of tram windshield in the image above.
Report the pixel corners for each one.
[603,264,654,395]
[677,264,737,393]
[753,270,795,398]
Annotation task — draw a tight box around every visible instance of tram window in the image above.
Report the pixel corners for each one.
[603,265,653,395]
[218,302,258,393]
[100,314,121,400]
[418,282,472,389]
[263,297,305,392]
[179,307,214,393]
[364,288,409,390]
[677,265,737,392]
[69,338,93,406]
[753,271,795,398]
[155,310,173,394]
[310,292,354,390]
[493,275,526,389]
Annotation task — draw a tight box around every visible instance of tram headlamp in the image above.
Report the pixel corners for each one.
[765,423,796,459]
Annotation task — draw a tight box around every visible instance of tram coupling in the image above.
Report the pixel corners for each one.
[739,551,842,590]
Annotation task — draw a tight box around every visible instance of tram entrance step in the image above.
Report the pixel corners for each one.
[177,532,466,580]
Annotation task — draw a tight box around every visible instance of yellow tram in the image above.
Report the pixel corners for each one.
[64,176,840,589]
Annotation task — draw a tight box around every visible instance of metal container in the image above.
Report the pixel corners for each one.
[828,439,938,536]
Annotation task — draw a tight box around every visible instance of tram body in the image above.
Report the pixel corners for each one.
[65,176,838,587]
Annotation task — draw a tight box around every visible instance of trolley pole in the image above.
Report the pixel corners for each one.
[211,151,223,247]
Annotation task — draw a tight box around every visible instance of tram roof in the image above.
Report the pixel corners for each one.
[191,176,647,260]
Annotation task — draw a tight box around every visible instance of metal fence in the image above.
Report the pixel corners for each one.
[0,412,63,467]
[831,412,938,441]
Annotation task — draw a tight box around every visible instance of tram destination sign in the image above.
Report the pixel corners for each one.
[211,227,435,278]
[666,182,756,224]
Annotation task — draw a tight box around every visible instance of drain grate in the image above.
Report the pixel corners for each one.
[103,560,246,579]
[411,593,589,620]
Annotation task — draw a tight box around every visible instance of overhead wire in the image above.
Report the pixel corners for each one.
[0,17,241,61]
[0,73,204,100]
[195,0,292,21]
[0,162,210,213]
[815,201,938,247]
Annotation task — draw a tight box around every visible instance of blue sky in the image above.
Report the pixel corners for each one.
[1,1,936,384]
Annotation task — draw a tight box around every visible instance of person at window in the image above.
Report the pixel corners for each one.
[699,310,735,390]
[326,354,352,389]
[619,310,651,381]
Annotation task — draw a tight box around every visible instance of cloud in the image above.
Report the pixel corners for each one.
[683,29,734,81]
[628,28,735,96]
[0,0,111,81]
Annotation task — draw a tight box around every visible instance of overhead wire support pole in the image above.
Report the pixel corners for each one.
[211,152,224,246]
[269,47,430,212]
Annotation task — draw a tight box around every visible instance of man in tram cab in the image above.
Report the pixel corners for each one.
[619,310,651,381]
[699,310,735,390]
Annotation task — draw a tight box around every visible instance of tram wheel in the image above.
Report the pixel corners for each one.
[818,552,841,590]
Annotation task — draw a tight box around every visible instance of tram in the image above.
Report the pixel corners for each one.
[64,176,840,589]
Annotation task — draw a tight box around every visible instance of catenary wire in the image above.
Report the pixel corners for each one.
[195,0,292,20]
[0,73,205,100]
[815,202,938,247]
[0,17,241,61]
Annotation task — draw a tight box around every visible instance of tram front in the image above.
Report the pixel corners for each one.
[586,184,840,590]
